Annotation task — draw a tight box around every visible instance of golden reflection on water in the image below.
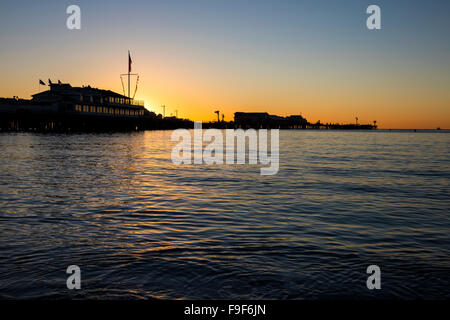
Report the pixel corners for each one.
[0,130,449,298]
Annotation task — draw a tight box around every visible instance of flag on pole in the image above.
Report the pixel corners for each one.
[128,51,132,73]
[39,79,45,85]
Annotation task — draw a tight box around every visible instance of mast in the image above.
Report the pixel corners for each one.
[121,51,138,101]
[128,51,131,98]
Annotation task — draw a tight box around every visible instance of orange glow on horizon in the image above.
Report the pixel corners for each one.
[0,49,448,129]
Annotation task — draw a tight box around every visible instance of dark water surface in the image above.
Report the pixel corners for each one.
[0,130,449,299]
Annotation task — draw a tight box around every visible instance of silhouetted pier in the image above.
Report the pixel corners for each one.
[204,112,377,130]
[0,83,193,132]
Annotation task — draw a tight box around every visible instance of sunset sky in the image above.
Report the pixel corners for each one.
[0,0,449,128]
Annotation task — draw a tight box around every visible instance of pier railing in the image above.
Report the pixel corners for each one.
[78,96,145,107]
[130,99,144,106]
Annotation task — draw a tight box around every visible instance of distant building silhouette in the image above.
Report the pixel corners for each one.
[234,112,308,129]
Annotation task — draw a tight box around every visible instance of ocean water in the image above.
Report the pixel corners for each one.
[0,130,449,299]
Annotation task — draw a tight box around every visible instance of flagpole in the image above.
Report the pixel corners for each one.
[128,51,130,99]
